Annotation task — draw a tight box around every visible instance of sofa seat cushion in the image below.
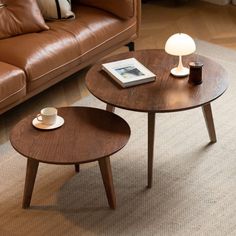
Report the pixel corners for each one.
[0,4,137,93]
[0,62,26,111]
[47,5,137,61]
[0,30,80,92]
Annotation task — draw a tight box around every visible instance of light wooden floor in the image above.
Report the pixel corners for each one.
[1,0,236,143]
[139,0,236,50]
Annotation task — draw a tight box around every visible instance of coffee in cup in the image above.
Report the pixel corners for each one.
[37,107,57,125]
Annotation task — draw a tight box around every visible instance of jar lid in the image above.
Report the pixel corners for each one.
[189,61,203,68]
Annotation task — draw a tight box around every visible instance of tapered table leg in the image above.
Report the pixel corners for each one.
[106,104,115,113]
[22,159,39,209]
[202,103,217,143]
[148,112,156,188]
[98,157,116,209]
[75,164,80,173]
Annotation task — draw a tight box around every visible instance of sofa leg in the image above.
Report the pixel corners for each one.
[125,42,135,52]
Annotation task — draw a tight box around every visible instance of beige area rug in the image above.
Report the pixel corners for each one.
[0,40,236,236]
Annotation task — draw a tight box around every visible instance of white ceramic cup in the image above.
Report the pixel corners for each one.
[37,107,57,125]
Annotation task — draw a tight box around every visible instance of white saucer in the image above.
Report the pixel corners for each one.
[32,116,64,130]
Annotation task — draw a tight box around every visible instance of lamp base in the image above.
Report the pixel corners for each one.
[171,67,189,77]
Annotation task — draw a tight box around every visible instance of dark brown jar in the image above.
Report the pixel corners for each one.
[188,61,204,85]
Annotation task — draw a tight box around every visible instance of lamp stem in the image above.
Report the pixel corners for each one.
[177,55,184,72]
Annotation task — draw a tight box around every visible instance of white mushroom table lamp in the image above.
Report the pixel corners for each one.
[165,33,196,77]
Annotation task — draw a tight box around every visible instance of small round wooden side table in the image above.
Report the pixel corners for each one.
[85,49,228,188]
[10,107,130,209]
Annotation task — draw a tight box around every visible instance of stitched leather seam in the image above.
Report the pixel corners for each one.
[0,85,26,104]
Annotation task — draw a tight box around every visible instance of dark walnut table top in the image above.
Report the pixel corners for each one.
[10,107,130,164]
[86,49,228,113]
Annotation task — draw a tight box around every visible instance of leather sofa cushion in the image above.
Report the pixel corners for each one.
[0,29,80,91]
[0,62,26,110]
[79,0,134,19]
[0,5,136,92]
[0,0,49,40]
[47,5,137,60]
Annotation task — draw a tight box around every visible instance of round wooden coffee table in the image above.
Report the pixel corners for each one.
[86,49,228,188]
[10,107,130,209]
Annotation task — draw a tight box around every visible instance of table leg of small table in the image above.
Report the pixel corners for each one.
[202,103,217,143]
[74,164,80,173]
[106,104,115,113]
[98,157,116,209]
[22,159,39,209]
[148,112,156,188]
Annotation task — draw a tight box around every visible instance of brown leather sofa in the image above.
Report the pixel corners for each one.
[0,0,141,114]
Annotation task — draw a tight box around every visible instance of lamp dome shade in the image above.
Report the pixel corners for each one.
[165,33,196,56]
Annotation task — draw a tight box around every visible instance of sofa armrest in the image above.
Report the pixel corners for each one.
[79,0,139,20]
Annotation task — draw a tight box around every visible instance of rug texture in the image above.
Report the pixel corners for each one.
[0,40,235,236]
